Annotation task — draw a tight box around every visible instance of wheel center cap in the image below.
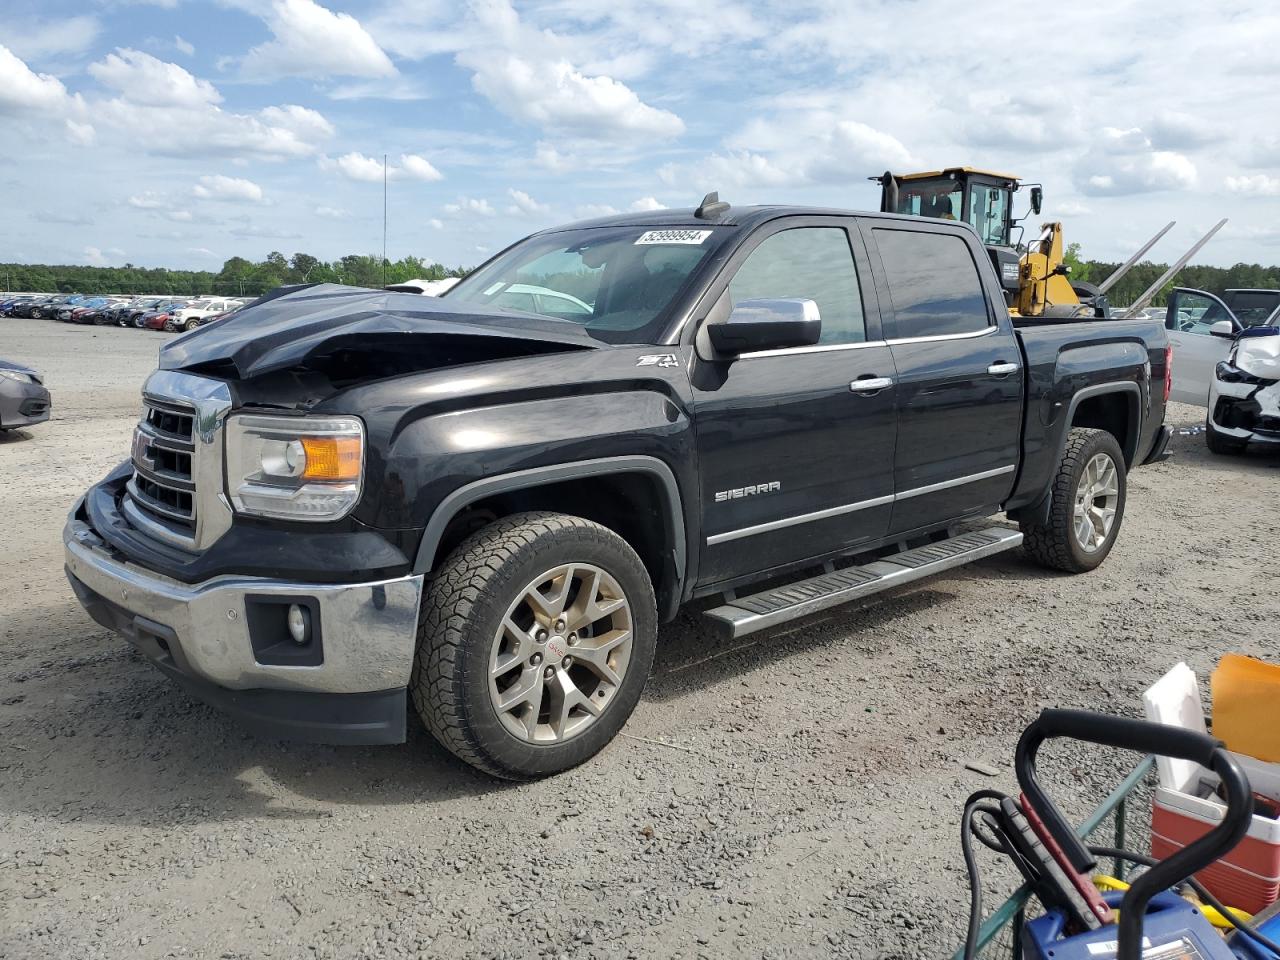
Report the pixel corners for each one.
[546,636,568,663]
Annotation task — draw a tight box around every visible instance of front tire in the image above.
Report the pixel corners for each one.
[1205,419,1247,456]
[1020,428,1127,573]
[411,512,657,779]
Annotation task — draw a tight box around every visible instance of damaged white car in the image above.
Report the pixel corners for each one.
[1165,287,1280,406]
[1206,326,1280,455]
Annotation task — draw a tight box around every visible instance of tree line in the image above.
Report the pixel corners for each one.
[0,253,471,297]
[1061,245,1279,307]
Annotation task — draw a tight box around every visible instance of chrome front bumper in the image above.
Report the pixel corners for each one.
[63,508,424,695]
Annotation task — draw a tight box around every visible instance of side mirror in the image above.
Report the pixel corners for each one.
[1209,319,1237,339]
[1030,186,1043,215]
[707,298,821,355]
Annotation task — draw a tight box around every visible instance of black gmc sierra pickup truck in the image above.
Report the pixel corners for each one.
[64,203,1172,778]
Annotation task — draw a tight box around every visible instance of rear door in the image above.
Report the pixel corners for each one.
[861,221,1024,536]
[690,218,897,585]
[1165,288,1237,406]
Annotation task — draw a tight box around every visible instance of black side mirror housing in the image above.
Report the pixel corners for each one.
[1030,186,1043,216]
[707,298,822,355]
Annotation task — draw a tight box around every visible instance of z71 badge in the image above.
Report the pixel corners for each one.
[636,353,679,368]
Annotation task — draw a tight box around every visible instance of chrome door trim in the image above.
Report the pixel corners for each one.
[987,362,1020,376]
[738,339,889,360]
[706,494,894,546]
[892,464,1017,501]
[884,325,998,346]
[705,465,1017,544]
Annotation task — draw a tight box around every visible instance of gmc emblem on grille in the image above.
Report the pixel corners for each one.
[131,428,155,471]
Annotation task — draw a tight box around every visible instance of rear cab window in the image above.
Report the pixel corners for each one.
[872,228,991,339]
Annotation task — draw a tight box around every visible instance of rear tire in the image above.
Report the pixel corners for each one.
[1020,427,1127,573]
[1205,419,1247,456]
[411,512,657,779]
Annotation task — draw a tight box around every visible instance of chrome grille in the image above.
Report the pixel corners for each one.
[121,371,234,551]
[128,396,198,537]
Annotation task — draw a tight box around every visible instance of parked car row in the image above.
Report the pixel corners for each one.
[0,293,251,332]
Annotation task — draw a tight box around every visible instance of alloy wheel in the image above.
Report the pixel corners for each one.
[1073,452,1119,552]
[488,563,633,744]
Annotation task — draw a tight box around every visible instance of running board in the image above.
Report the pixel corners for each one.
[703,526,1023,639]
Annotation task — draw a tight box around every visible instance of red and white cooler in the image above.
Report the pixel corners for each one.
[1144,663,1280,914]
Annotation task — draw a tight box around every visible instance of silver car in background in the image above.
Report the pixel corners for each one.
[0,359,51,431]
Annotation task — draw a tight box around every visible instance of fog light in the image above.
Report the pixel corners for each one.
[287,604,311,644]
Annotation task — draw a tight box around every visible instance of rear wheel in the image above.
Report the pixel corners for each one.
[1205,419,1247,456]
[411,512,657,779]
[1020,427,1127,573]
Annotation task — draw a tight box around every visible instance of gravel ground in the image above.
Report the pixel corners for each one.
[1,316,1277,960]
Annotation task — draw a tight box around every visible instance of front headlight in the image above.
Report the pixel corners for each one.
[225,414,365,521]
[0,369,34,384]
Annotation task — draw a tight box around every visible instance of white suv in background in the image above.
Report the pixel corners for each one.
[167,298,241,332]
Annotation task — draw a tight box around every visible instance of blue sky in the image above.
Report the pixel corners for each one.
[2,0,1279,272]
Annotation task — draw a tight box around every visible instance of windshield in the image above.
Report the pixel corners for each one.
[1224,291,1280,327]
[445,225,726,343]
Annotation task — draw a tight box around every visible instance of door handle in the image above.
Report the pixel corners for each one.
[849,376,894,393]
[987,362,1019,376]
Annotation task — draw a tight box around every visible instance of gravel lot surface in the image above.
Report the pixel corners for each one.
[1,316,1277,959]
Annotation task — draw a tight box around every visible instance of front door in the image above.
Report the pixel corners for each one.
[1165,288,1237,406]
[690,220,897,586]
[863,222,1024,536]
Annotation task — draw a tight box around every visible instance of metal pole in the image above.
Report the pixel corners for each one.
[382,153,388,289]
[1097,220,1176,295]
[1122,218,1228,318]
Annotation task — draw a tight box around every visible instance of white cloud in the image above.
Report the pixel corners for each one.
[428,218,444,229]
[456,0,683,142]
[228,223,304,239]
[174,35,195,57]
[314,205,350,218]
[240,0,397,81]
[629,197,666,211]
[666,113,915,192]
[65,120,96,146]
[574,203,620,218]
[187,246,215,256]
[1077,127,1197,196]
[444,197,496,216]
[128,193,167,209]
[89,49,222,108]
[507,189,549,215]
[193,175,264,202]
[83,246,121,267]
[168,209,194,222]
[399,153,444,181]
[94,99,334,160]
[324,152,443,183]
[0,45,79,115]
[5,16,101,62]
[1225,174,1280,197]
[1148,111,1221,150]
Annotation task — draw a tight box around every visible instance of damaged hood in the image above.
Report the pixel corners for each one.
[1235,327,1280,381]
[158,283,599,379]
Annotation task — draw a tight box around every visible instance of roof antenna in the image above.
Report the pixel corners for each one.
[695,191,730,219]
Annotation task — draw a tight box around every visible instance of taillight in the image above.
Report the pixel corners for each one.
[1163,345,1173,403]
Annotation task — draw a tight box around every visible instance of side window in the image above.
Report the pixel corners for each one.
[874,229,990,339]
[728,227,865,345]
[1165,291,1233,335]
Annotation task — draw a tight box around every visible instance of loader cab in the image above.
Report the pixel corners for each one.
[879,168,1022,247]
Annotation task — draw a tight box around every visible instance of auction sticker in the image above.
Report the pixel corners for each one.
[634,229,713,245]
